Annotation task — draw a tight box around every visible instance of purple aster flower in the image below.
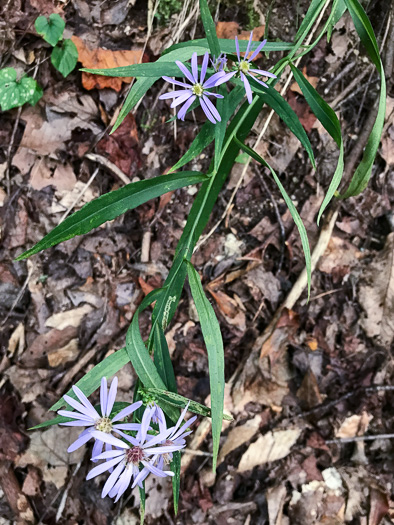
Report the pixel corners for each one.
[211,53,227,72]
[149,403,197,466]
[159,51,229,124]
[87,406,184,501]
[58,377,142,457]
[218,32,277,104]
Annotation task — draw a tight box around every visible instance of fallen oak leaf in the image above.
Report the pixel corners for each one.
[71,35,148,91]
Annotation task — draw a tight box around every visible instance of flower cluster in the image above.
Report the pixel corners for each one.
[59,377,196,501]
[160,31,276,123]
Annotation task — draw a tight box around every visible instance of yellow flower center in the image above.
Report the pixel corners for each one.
[95,417,113,433]
[192,83,204,97]
[238,60,250,74]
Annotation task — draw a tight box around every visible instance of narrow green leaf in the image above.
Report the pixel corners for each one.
[247,77,316,169]
[16,171,207,260]
[199,0,221,58]
[234,136,312,298]
[164,38,295,55]
[50,349,130,411]
[126,290,180,422]
[139,482,146,524]
[51,39,78,78]
[82,62,182,78]
[340,0,386,197]
[290,64,344,223]
[111,46,208,133]
[187,263,224,471]
[295,0,326,42]
[153,324,177,393]
[34,13,65,47]
[327,0,347,40]
[144,387,233,421]
[171,451,181,514]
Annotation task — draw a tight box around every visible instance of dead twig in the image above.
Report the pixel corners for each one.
[59,168,99,223]
[85,153,131,185]
[326,433,394,444]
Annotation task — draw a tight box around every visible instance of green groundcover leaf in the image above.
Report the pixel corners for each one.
[0,68,42,111]
[35,13,65,47]
[16,171,207,260]
[51,38,78,78]
[187,263,224,471]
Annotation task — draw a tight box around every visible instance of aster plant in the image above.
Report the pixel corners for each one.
[24,0,385,518]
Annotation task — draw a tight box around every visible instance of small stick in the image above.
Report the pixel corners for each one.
[55,461,82,523]
[326,434,394,444]
[5,105,22,194]
[59,168,99,224]
[85,153,131,185]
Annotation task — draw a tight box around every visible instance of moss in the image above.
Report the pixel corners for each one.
[155,0,183,24]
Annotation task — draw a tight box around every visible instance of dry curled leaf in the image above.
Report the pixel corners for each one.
[72,35,148,91]
[359,233,394,346]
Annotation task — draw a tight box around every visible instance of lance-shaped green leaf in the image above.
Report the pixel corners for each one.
[290,64,344,223]
[143,387,233,421]
[246,77,316,169]
[187,263,224,471]
[171,451,181,514]
[126,289,180,422]
[295,0,327,42]
[164,38,295,55]
[327,0,347,40]
[50,348,130,411]
[234,136,312,298]
[340,0,386,198]
[111,46,208,133]
[81,62,183,78]
[153,324,177,393]
[16,171,207,260]
[199,0,221,58]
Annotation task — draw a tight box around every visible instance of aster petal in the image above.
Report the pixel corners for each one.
[250,76,268,88]
[91,439,104,462]
[139,405,154,443]
[131,467,150,490]
[113,423,141,432]
[86,455,123,480]
[156,406,167,435]
[205,92,224,98]
[175,61,195,84]
[59,419,94,427]
[144,444,184,455]
[58,410,93,422]
[245,31,254,58]
[91,431,129,449]
[142,428,172,448]
[67,431,93,453]
[92,449,125,461]
[249,68,277,78]
[200,97,217,124]
[105,376,118,417]
[113,467,134,502]
[159,89,192,100]
[111,401,143,422]
[248,39,267,62]
[102,461,125,498]
[100,377,108,415]
[142,460,174,477]
[241,72,253,103]
[171,92,192,108]
[191,52,198,83]
[63,395,97,420]
[120,433,139,447]
[203,71,226,89]
[171,415,197,441]
[200,52,209,84]
[169,403,189,437]
[177,95,196,121]
[211,70,236,87]
[72,386,100,419]
[235,36,240,61]
[202,95,221,123]
[162,76,192,88]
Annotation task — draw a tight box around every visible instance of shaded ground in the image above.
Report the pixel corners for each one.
[0,0,394,523]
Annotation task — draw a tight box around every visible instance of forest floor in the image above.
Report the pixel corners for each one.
[0,0,394,523]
